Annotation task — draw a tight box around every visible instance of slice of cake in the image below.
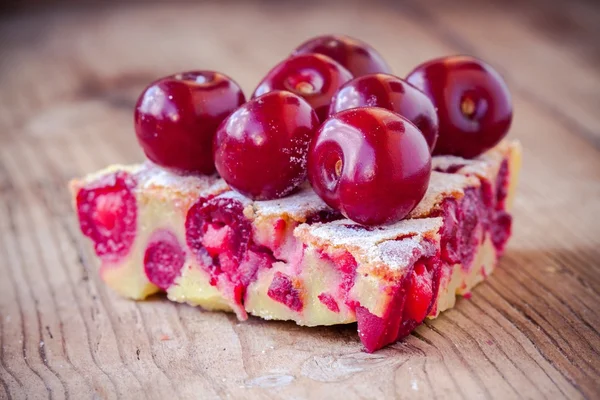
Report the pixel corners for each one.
[70,140,520,352]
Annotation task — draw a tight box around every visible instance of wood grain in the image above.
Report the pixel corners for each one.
[0,1,599,399]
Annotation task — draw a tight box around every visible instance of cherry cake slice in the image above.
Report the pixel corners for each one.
[70,140,521,352]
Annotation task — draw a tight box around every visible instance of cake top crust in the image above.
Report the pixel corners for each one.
[295,217,442,274]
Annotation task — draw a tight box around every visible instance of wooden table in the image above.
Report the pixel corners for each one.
[1,1,599,399]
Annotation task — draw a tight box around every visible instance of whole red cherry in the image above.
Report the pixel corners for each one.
[308,107,431,226]
[135,71,245,175]
[329,73,439,152]
[292,34,392,77]
[214,91,320,200]
[252,53,352,122]
[406,56,512,158]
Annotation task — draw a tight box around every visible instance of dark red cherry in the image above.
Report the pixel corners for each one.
[329,73,439,151]
[406,56,512,158]
[252,54,352,121]
[308,107,431,226]
[292,34,392,77]
[135,71,245,175]
[213,91,320,200]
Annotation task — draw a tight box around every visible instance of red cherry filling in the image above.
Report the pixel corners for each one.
[267,272,303,312]
[317,250,358,308]
[403,262,434,323]
[356,253,442,353]
[135,71,245,175]
[185,197,252,285]
[438,199,460,265]
[442,194,510,262]
[458,188,483,268]
[185,196,275,313]
[213,91,320,200]
[495,159,510,208]
[490,159,513,254]
[318,293,340,313]
[407,56,512,158]
[436,187,486,269]
[333,251,358,307]
[252,54,352,122]
[399,255,442,338]
[356,277,409,353]
[437,157,513,261]
[143,229,186,290]
[76,171,137,262]
[491,211,512,255]
[329,73,439,151]
[292,34,392,77]
[308,107,432,226]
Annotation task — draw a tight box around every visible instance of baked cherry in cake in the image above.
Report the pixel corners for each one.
[252,54,352,122]
[144,229,186,290]
[329,73,439,151]
[76,171,137,262]
[213,91,320,200]
[308,107,431,225]
[407,56,512,158]
[135,71,245,175]
[292,34,392,77]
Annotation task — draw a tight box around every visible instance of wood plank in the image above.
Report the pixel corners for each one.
[0,2,599,399]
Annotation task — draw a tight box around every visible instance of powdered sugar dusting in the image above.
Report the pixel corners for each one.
[377,237,431,269]
[299,218,442,250]
[79,164,143,183]
[253,184,331,222]
[432,140,511,179]
[75,162,229,201]
[431,155,475,172]
[297,218,442,271]
[408,172,477,218]
[139,162,228,195]
[460,141,509,178]
[215,189,253,206]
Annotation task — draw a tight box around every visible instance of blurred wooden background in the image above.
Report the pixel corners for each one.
[0,0,599,399]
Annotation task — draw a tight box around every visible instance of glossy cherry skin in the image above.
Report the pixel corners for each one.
[214,91,320,200]
[329,73,439,152]
[252,54,352,122]
[135,71,246,175]
[292,34,392,77]
[308,107,431,226]
[406,56,512,158]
